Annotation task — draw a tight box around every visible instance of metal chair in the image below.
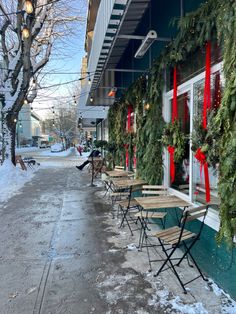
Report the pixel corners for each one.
[152,205,209,294]
[136,185,169,251]
[117,186,141,235]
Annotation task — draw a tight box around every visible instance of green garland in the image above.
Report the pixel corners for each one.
[191,111,220,169]
[162,120,187,163]
[107,0,236,244]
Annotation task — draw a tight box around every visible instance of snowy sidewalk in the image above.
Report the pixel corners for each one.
[0,157,235,313]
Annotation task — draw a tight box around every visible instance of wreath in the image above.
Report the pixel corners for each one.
[191,110,220,169]
[162,120,187,163]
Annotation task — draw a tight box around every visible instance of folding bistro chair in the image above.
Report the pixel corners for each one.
[152,205,209,294]
[136,185,168,250]
[118,185,141,235]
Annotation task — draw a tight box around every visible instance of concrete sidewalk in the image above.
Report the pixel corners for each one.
[0,159,234,313]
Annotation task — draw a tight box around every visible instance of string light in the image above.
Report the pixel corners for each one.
[14,118,17,123]
[19,122,23,128]
[90,96,94,102]
[32,79,36,88]
[22,25,30,39]
[24,99,28,105]
[25,0,34,14]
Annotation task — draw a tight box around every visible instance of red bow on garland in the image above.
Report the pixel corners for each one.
[194,148,210,203]
[168,145,175,183]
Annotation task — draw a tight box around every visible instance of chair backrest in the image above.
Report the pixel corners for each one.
[142,185,168,196]
[180,204,209,239]
[114,166,124,171]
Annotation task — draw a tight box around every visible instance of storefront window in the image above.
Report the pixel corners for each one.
[192,71,222,204]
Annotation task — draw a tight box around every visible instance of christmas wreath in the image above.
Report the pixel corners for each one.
[162,120,187,163]
[191,110,220,169]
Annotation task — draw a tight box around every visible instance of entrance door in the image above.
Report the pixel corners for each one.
[169,90,191,196]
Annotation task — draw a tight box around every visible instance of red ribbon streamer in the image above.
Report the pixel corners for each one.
[202,41,211,129]
[194,148,211,202]
[172,66,178,122]
[127,105,132,131]
[168,145,175,183]
[213,72,221,109]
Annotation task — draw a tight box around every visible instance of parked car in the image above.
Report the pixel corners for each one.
[51,143,63,152]
[39,140,50,148]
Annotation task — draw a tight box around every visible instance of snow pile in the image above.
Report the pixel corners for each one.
[40,148,73,157]
[0,161,37,203]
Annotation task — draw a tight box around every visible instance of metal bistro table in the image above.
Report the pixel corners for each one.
[134,195,192,249]
[105,170,133,178]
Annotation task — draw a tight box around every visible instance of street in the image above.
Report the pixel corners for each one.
[0,152,162,314]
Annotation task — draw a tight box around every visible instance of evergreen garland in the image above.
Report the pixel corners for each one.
[107,0,236,244]
[162,120,187,163]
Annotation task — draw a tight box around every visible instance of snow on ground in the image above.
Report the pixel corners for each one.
[0,161,38,203]
[95,191,236,314]
[39,147,73,157]
[16,147,40,154]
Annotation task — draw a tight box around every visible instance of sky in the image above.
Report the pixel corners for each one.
[33,0,88,120]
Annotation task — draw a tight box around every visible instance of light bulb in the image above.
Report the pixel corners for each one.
[88,77,91,85]
[14,118,17,123]
[19,123,22,128]
[24,99,28,105]
[22,25,30,39]
[25,0,33,14]
[90,96,93,102]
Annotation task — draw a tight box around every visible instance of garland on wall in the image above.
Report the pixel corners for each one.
[108,0,236,245]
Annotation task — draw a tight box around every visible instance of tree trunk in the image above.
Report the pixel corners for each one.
[2,112,17,166]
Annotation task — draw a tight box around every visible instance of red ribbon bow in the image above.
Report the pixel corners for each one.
[194,148,210,202]
[168,145,175,183]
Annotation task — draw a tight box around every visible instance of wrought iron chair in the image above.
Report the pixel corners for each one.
[135,185,169,250]
[151,204,209,294]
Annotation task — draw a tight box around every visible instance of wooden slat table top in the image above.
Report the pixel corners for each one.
[113,179,146,188]
[134,195,192,210]
[105,170,132,177]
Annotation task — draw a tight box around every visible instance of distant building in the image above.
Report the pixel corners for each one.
[17,105,42,147]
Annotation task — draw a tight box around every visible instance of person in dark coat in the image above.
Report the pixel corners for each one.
[76,150,101,170]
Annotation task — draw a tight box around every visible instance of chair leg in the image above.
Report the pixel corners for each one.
[177,240,207,281]
[154,241,188,294]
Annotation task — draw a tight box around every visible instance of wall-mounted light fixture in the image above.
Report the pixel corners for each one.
[134,30,171,58]
[134,30,157,58]
[107,87,117,97]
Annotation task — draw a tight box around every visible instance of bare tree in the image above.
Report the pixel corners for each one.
[0,0,84,165]
[53,105,77,148]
